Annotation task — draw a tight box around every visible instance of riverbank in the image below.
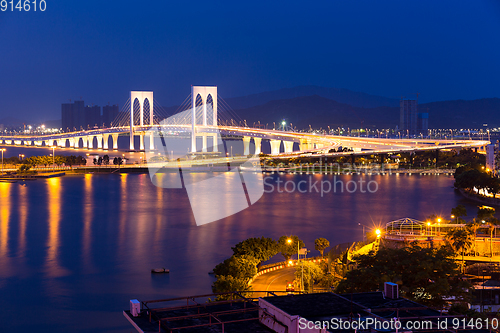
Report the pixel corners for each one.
[458,188,500,207]
[0,171,66,180]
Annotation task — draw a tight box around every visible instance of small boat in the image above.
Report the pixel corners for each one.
[151,268,169,274]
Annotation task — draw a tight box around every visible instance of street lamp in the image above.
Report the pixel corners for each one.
[282,120,286,131]
[375,229,381,238]
[50,146,56,171]
[287,237,303,292]
[1,148,6,175]
[437,217,442,236]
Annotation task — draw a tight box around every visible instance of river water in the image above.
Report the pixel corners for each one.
[0,170,480,332]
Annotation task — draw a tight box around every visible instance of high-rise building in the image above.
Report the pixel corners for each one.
[85,105,101,129]
[73,100,85,130]
[102,105,119,128]
[61,103,73,131]
[417,111,429,134]
[400,97,429,136]
[400,99,418,135]
[61,100,101,131]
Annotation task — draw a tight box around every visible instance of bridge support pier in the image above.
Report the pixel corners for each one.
[253,138,262,155]
[139,133,145,151]
[14,140,22,145]
[130,132,135,151]
[74,138,80,148]
[202,134,207,153]
[88,136,94,149]
[68,138,75,148]
[103,134,109,150]
[211,134,218,153]
[242,136,251,156]
[58,139,65,148]
[149,132,154,151]
[5,140,12,145]
[82,137,88,148]
[112,134,119,150]
[283,141,294,153]
[270,140,281,155]
[96,135,103,149]
[23,141,30,146]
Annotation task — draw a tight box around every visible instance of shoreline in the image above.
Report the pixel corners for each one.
[458,188,500,207]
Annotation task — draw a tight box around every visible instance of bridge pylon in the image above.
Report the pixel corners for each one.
[130,91,154,150]
[191,86,217,153]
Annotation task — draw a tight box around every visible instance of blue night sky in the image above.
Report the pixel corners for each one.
[1,0,499,121]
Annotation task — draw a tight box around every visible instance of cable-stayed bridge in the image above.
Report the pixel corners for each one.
[0,86,490,157]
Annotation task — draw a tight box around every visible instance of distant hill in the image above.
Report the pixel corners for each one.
[232,96,500,130]
[232,95,398,130]
[0,117,28,127]
[223,85,400,109]
[419,98,500,129]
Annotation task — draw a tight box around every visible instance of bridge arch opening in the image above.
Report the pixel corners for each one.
[206,94,214,126]
[195,94,203,125]
[133,98,141,126]
[143,99,152,126]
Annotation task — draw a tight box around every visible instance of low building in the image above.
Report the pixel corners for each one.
[125,285,481,333]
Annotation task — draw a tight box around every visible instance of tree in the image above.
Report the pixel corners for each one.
[211,275,253,300]
[446,228,473,273]
[451,204,467,222]
[103,155,110,167]
[335,244,471,309]
[231,237,278,269]
[295,261,323,292]
[477,206,495,221]
[314,238,330,257]
[278,235,305,261]
[477,207,499,257]
[212,255,258,281]
[17,164,31,174]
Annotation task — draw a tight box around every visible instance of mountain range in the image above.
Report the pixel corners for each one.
[2,86,499,130]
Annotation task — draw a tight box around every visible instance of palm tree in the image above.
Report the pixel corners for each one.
[487,218,499,257]
[446,228,473,274]
[466,220,481,256]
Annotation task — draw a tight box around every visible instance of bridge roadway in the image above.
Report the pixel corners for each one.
[0,125,490,156]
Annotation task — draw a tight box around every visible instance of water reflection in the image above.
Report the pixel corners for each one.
[17,184,28,258]
[0,182,11,279]
[45,177,68,277]
[82,174,93,270]
[0,173,482,332]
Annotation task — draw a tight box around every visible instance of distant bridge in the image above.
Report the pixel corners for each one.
[0,86,490,157]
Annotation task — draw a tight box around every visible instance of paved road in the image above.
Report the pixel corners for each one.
[250,267,296,298]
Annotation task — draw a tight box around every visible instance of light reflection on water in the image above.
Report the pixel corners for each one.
[0,173,479,332]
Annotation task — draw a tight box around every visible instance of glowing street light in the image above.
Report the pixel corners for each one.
[1,148,6,175]
[287,237,303,292]
[375,229,381,238]
[51,146,56,171]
